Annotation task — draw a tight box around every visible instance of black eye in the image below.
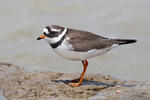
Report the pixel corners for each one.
[43,32,47,35]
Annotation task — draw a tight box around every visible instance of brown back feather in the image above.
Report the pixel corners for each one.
[67,29,114,52]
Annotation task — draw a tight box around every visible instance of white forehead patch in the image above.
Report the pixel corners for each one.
[43,28,49,34]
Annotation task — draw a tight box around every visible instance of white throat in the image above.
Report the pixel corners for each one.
[45,28,67,44]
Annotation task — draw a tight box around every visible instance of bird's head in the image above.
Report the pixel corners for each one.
[37,25,67,44]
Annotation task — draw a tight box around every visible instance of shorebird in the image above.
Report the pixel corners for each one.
[37,25,136,87]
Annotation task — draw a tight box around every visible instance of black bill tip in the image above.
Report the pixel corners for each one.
[37,37,42,40]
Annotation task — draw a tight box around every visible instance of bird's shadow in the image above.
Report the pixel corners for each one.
[52,79,135,88]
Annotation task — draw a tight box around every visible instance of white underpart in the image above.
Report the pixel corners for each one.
[43,28,49,35]
[53,42,119,61]
[45,28,67,44]
[54,37,73,50]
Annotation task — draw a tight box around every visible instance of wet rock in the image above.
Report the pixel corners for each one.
[0,62,150,100]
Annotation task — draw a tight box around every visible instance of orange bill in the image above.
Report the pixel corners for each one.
[37,34,46,40]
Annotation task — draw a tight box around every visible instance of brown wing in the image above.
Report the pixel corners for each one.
[67,29,114,52]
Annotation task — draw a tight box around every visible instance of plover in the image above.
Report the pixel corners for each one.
[37,25,136,87]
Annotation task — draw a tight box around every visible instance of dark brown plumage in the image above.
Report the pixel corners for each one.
[67,28,136,52]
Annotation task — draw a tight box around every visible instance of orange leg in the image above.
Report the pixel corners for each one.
[69,60,88,87]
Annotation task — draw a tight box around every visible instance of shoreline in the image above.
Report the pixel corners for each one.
[0,62,150,100]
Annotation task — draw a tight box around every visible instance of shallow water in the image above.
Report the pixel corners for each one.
[0,0,150,82]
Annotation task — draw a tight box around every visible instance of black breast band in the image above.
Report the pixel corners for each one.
[50,29,68,48]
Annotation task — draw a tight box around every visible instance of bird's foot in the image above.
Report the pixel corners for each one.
[69,82,81,87]
[70,78,80,82]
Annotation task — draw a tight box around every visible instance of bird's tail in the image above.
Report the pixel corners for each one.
[112,39,137,45]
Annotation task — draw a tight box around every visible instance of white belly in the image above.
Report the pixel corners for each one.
[53,44,118,61]
[50,37,119,61]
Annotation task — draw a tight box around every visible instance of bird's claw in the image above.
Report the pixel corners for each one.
[69,82,81,87]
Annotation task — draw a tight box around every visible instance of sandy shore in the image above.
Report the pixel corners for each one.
[0,62,150,100]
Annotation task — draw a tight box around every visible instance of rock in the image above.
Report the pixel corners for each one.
[0,62,150,100]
